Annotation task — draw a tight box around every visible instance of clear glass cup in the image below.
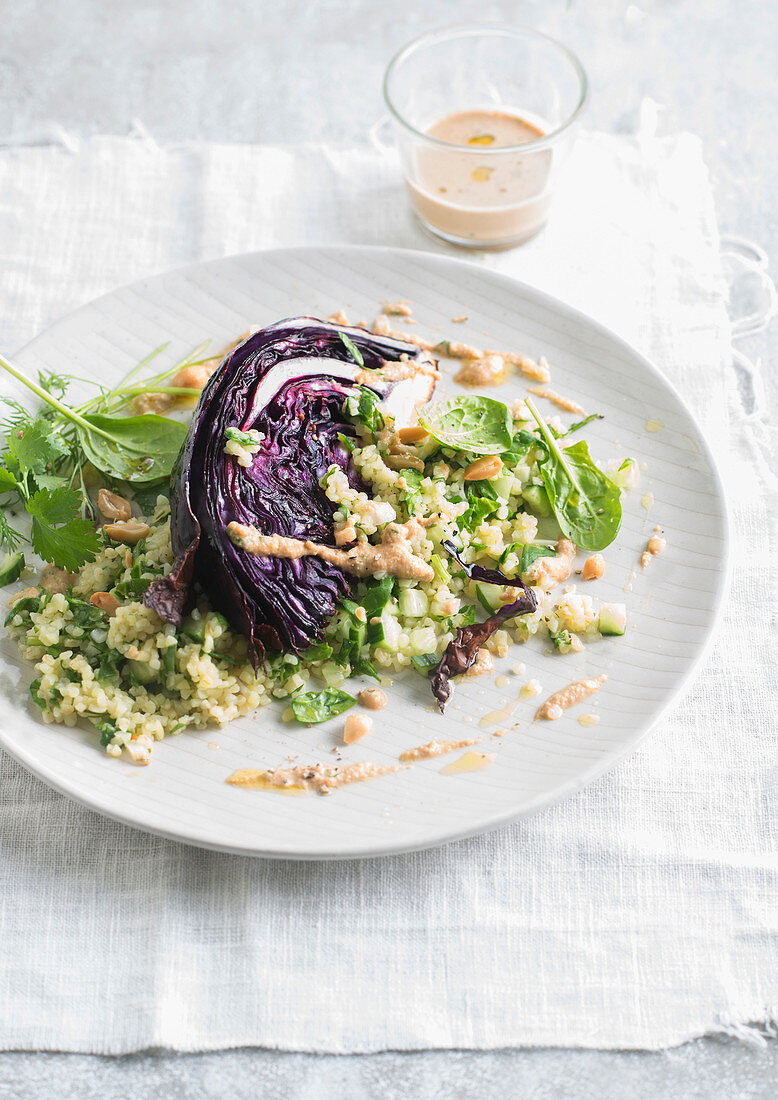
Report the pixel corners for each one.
[381,23,588,250]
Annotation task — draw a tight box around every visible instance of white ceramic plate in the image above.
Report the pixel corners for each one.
[0,246,727,858]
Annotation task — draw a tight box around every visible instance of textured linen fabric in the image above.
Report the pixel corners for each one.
[0,131,775,1054]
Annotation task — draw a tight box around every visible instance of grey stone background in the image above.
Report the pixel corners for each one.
[0,0,776,1095]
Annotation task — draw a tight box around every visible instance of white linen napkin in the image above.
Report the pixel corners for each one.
[0,129,775,1054]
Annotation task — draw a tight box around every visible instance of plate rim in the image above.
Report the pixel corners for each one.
[1,243,731,859]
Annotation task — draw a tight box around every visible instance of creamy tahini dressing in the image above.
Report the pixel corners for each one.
[455,354,507,387]
[527,385,585,415]
[407,109,552,245]
[536,674,608,720]
[227,761,399,795]
[399,738,480,763]
[522,538,577,590]
[227,520,435,582]
[372,316,550,384]
[358,688,388,711]
[463,648,494,678]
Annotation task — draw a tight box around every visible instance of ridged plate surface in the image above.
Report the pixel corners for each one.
[0,246,727,858]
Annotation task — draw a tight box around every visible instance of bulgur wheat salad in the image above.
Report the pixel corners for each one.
[0,310,643,771]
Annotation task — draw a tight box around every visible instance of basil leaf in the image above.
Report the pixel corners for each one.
[339,332,364,367]
[419,396,512,455]
[526,398,622,552]
[291,687,357,724]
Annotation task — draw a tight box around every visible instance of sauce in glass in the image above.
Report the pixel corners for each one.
[408,109,552,247]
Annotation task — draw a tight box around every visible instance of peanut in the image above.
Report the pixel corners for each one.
[8,586,38,608]
[384,452,424,472]
[343,713,373,745]
[90,591,120,617]
[97,488,132,522]
[582,554,605,581]
[464,455,503,481]
[397,426,430,444]
[103,520,151,545]
[172,362,218,391]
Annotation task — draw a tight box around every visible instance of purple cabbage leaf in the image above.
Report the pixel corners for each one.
[144,317,437,662]
[430,537,537,711]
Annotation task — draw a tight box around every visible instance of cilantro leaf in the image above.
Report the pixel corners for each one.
[7,421,69,478]
[0,466,19,494]
[27,486,100,570]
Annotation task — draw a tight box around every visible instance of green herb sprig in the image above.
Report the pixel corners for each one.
[0,343,212,573]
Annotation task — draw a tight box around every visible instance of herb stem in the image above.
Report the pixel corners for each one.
[525,397,582,493]
[0,354,116,442]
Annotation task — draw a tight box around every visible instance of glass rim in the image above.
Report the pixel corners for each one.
[382,22,589,155]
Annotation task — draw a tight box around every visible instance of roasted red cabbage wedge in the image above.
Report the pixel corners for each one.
[144,317,437,660]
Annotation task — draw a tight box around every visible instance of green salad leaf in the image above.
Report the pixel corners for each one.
[526,398,622,552]
[419,396,512,455]
[77,412,187,483]
[291,687,357,724]
[460,480,501,532]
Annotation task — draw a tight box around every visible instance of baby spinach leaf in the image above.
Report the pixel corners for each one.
[77,413,187,483]
[419,396,512,455]
[526,398,622,552]
[291,687,357,724]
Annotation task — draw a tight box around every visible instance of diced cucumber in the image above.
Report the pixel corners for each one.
[491,475,515,502]
[521,484,552,517]
[399,588,428,618]
[598,602,627,636]
[475,581,503,614]
[414,436,441,461]
[374,609,401,651]
[180,613,205,643]
[0,551,24,587]
[126,659,157,684]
